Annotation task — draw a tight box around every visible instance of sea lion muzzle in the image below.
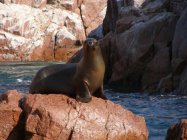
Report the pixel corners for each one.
[85,38,96,47]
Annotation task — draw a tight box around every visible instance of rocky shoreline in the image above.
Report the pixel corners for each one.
[0,90,186,140]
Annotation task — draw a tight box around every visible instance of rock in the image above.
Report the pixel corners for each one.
[103,0,119,35]
[88,24,104,39]
[0,3,85,61]
[23,94,148,140]
[0,0,47,8]
[165,119,187,140]
[178,67,187,95]
[0,0,107,62]
[67,49,83,63]
[170,0,187,15]
[47,0,79,11]
[172,7,187,60]
[109,13,177,92]
[46,0,107,36]
[172,8,187,94]
[80,0,107,35]
[142,0,169,14]
[141,47,171,92]
[124,0,148,8]
[0,90,23,140]
[157,74,173,93]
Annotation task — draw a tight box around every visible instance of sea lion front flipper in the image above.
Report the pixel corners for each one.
[94,85,107,100]
[76,81,92,103]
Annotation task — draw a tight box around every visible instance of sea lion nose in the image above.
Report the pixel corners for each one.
[87,40,93,47]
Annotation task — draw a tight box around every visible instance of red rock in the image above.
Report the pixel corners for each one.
[166,119,187,140]
[0,90,23,140]
[55,47,81,61]
[80,0,107,35]
[30,33,55,61]
[0,4,86,61]
[0,0,106,62]
[23,94,148,140]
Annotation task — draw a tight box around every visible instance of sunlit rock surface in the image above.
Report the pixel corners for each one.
[0,0,107,61]
[23,94,148,140]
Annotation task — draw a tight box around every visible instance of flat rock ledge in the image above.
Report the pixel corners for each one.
[0,90,148,140]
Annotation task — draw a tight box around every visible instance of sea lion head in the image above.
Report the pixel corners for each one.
[83,38,101,54]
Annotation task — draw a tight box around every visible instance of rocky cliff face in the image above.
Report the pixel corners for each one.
[0,0,107,61]
[0,90,148,140]
[100,0,187,94]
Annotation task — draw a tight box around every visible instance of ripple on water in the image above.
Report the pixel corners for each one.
[0,62,187,140]
[106,90,187,140]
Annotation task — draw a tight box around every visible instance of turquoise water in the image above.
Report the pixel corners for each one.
[0,62,187,140]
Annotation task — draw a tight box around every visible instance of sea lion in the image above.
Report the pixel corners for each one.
[29,38,106,103]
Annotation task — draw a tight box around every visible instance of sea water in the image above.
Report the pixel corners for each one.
[0,62,187,140]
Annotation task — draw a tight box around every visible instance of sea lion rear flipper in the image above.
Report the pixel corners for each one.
[76,81,92,103]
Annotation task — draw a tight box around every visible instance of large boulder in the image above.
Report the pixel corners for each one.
[0,90,23,140]
[165,119,187,140]
[23,94,148,140]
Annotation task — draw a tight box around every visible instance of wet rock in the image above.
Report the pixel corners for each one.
[23,94,148,140]
[0,90,23,140]
[178,67,187,95]
[166,119,187,140]
[157,74,173,93]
